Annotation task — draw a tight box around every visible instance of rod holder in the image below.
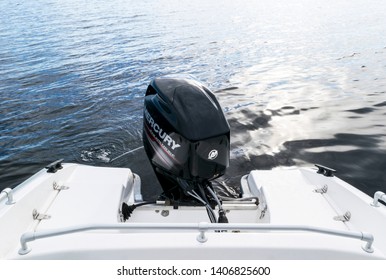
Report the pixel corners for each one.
[371,191,386,207]
[0,188,16,205]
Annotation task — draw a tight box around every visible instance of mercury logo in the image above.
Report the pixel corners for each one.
[208,149,218,160]
[144,108,181,150]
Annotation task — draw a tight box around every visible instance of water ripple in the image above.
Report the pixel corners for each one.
[1,0,386,198]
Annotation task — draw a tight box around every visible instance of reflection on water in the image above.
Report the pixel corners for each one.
[1,0,386,198]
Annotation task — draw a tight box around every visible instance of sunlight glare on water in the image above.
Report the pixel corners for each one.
[1,0,386,198]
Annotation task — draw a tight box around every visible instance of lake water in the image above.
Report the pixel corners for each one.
[1,0,386,199]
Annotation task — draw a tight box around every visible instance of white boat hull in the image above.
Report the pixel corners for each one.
[1,163,385,259]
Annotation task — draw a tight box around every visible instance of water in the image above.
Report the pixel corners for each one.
[1,0,386,199]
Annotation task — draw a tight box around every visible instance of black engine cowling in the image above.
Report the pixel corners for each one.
[143,76,230,200]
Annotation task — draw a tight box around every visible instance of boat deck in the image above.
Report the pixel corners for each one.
[1,163,386,259]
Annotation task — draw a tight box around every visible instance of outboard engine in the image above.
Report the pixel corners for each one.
[142,76,230,210]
